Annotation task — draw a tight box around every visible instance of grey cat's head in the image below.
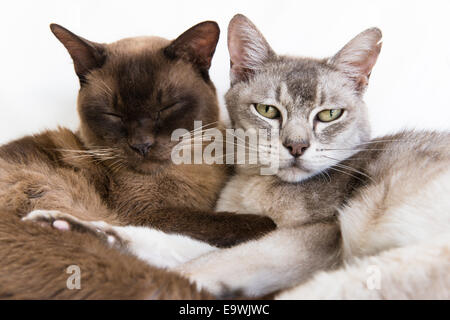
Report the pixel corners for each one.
[225,14,382,182]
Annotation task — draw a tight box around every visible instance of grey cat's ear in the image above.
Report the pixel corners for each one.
[329,28,382,93]
[227,14,275,85]
[50,24,106,84]
[165,21,220,73]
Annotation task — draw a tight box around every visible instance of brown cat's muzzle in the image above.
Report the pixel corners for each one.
[129,140,153,157]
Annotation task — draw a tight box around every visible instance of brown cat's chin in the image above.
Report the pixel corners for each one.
[126,158,170,174]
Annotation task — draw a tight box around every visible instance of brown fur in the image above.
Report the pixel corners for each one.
[0,22,275,299]
[0,213,212,299]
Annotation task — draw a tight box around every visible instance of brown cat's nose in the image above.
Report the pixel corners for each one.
[283,140,310,158]
[130,142,153,156]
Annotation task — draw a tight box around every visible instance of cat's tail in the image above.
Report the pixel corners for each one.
[276,233,450,299]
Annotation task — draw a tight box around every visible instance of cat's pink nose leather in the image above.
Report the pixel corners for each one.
[283,140,310,158]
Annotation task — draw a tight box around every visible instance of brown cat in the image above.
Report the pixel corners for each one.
[0,21,275,299]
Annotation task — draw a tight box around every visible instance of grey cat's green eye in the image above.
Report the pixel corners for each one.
[255,104,280,119]
[317,109,343,122]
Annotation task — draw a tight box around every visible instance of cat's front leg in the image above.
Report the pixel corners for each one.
[175,223,341,298]
[22,210,218,269]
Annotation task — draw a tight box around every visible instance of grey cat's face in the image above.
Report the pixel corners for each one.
[225,14,381,182]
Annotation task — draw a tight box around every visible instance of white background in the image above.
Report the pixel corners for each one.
[0,0,449,145]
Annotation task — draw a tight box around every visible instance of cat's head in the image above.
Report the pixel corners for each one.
[51,21,220,173]
[225,14,382,182]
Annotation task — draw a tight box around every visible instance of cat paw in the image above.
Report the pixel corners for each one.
[22,210,124,248]
[179,268,235,298]
[23,210,77,230]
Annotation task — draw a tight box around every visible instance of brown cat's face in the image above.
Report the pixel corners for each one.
[51,22,220,173]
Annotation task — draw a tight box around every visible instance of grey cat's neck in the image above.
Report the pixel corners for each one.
[220,130,449,228]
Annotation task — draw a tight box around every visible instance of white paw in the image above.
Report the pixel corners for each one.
[22,210,83,230]
[89,221,111,229]
[22,209,72,222]
[176,265,225,296]
[22,209,123,249]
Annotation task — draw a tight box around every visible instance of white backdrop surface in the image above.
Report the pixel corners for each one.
[0,0,449,145]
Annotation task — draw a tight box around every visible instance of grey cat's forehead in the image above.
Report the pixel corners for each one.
[276,57,323,101]
[259,56,335,108]
[226,54,358,121]
[272,57,357,110]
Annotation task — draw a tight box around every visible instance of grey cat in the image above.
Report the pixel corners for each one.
[24,14,450,299]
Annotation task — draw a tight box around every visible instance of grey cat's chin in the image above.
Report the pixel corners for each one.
[276,166,318,183]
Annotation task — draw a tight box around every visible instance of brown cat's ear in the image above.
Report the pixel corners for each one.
[50,24,106,84]
[164,21,220,75]
[329,28,382,94]
[227,14,275,85]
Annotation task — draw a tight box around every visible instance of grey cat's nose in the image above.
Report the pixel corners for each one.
[283,140,310,158]
[130,142,153,156]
